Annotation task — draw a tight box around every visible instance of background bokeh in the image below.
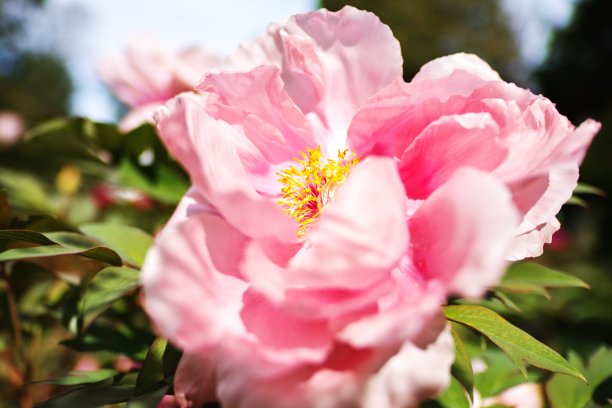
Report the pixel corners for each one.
[1,0,611,407]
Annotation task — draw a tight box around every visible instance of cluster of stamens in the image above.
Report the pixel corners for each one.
[278,146,360,238]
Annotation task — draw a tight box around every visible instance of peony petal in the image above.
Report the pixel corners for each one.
[141,210,250,352]
[409,168,519,298]
[411,52,501,82]
[240,288,333,355]
[360,324,454,408]
[399,112,508,199]
[154,90,297,241]
[506,217,560,261]
[174,352,218,407]
[227,6,403,151]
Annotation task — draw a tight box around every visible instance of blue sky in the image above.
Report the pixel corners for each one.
[20,0,576,123]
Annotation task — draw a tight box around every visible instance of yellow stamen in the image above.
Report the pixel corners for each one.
[278,146,360,238]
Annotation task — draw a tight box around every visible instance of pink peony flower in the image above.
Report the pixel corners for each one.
[98,36,222,132]
[141,6,596,408]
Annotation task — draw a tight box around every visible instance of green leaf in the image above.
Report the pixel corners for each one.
[547,347,612,408]
[128,385,170,408]
[434,377,471,408]
[0,230,55,245]
[33,369,119,385]
[573,183,605,196]
[135,338,168,396]
[0,168,55,213]
[450,325,474,400]
[444,305,586,382]
[497,262,590,299]
[118,158,188,205]
[79,223,153,268]
[61,322,152,360]
[81,266,140,329]
[0,231,122,265]
[34,381,134,408]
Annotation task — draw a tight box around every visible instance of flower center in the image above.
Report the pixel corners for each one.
[278,146,360,238]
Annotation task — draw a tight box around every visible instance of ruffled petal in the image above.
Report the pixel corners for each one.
[398,112,508,199]
[227,6,403,151]
[141,209,250,352]
[154,90,297,241]
[409,168,519,298]
[411,52,501,82]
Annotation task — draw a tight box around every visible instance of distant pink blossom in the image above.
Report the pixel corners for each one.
[139,6,544,408]
[0,111,25,145]
[98,36,222,132]
[483,382,544,408]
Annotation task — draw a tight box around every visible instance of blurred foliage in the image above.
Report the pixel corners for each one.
[321,0,522,82]
[0,0,72,125]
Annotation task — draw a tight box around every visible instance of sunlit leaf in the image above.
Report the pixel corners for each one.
[444,305,586,382]
[0,231,122,265]
[81,266,140,329]
[497,262,590,299]
[450,324,474,399]
[118,158,188,205]
[79,223,153,267]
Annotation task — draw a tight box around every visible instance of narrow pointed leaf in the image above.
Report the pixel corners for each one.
[135,338,168,396]
[450,325,474,399]
[573,183,605,196]
[444,305,586,382]
[81,266,140,329]
[0,231,122,265]
[33,369,119,385]
[34,381,134,408]
[79,223,153,267]
[497,262,589,298]
[0,230,55,245]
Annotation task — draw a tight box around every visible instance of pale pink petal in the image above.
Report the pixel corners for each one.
[409,168,519,298]
[337,286,446,348]
[484,383,544,408]
[240,288,333,356]
[228,6,402,150]
[174,352,218,407]
[412,53,501,82]
[154,90,297,241]
[360,324,454,408]
[398,112,508,199]
[506,218,560,261]
[141,210,250,352]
